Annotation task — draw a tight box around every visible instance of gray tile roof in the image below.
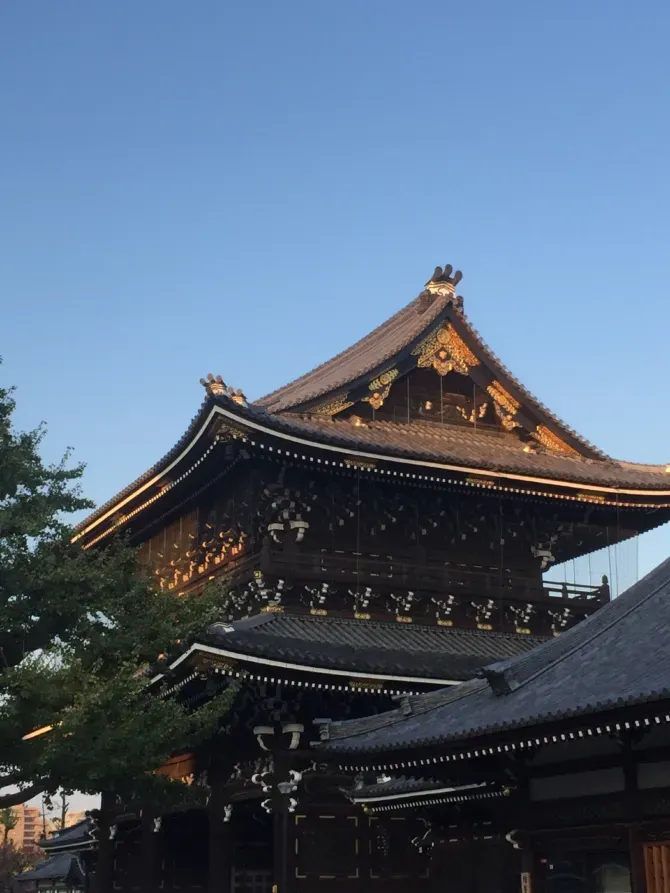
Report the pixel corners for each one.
[76,278,670,540]
[17,854,84,884]
[41,819,94,852]
[319,556,670,753]
[256,283,456,413]
[345,776,449,800]
[197,613,548,683]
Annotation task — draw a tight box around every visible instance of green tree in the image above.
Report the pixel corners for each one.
[0,810,17,846]
[0,376,233,809]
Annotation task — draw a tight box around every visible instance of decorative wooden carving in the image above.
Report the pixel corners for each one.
[533,424,579,455]
[200,373,247,404]
[487,380,520,415]
[363,368,399,410]
[413,323,479,376]
[312,395,355,416]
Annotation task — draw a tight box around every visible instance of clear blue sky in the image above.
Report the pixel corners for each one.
[2,0,670,577]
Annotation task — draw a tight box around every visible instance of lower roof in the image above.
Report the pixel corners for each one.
[179,612,548,687]
[318,556,670,755]
[17,853,84,883]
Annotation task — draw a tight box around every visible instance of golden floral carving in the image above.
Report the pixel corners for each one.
[492,402,520,431]
[457,402,488,424]
[364,384,391,410]
[413,324,479,377]
[533,425,579,455]
[487,381,520,415]
[313,395,354,416]
[362,368,399,410]
[369,368,399,391]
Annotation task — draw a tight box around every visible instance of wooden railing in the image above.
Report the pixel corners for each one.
[262,547,608,607]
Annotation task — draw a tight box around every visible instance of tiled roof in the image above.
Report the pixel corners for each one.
[254,411,670,490]
[345,776,448,800]
[256,288,454,413]
[450,308,605,459]
[17,853,84,883]
[255,272,603,458]
[74,272,670,540]
[75,385,670,544]
[319,556,670,754]
[196,613,548,683]
[41,819,94,852]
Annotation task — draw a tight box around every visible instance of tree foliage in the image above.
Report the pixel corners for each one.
[0,810,17,846]
[0,842,30,893]
[0,376,233,808]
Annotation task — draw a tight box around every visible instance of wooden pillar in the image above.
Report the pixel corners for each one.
[272,806,292,893]
[93,793,115,893]
[208,778,232,893]
[629,825,647,893]
[141,812,160,893]
[271,753,294,893]
[520,847,536,893]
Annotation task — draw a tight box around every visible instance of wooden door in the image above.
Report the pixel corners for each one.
[644,844,670,893]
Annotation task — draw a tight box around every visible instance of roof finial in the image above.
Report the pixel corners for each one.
[424,264,463,300]
[427,264,463,287]
[200,373,247,405]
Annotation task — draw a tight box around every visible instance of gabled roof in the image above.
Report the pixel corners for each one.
[318,555,670,755]
[16,853,85,885]
[40,819,94,853]
[74,266,670,546]
[256,267,463,414]
[256,265,603,460]
[157,612,548,691]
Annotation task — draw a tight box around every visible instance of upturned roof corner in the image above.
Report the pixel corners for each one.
[200,373,248,405]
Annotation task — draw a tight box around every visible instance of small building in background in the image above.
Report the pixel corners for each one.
[14,853,85,893]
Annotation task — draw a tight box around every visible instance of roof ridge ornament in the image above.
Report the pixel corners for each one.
[200,373,248,406]
[424,264,463,299]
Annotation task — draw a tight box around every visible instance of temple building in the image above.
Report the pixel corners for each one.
[317,556,670,893]
[73,265,670,893]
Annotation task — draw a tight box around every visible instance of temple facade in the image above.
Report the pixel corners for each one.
[319,557,670,893]
[74,266,670,893]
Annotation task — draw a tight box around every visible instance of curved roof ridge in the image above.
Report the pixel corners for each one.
[72,393,213,534]
[615,458,669,472]
[255,289,454,412]
[450,304,609,460]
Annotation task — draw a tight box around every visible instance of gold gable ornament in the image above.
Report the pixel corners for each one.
[413,323,479,377]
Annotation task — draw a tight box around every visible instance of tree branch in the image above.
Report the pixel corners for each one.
[0,784,45,808]
[0,773,29,789]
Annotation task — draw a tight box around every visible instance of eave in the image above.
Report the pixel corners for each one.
[150,613,547,697]
[74,395,670,550]
[73,266,670,547]
[316,556,670,768]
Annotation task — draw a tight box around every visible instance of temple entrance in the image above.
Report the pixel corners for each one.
[231,804,273,893]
